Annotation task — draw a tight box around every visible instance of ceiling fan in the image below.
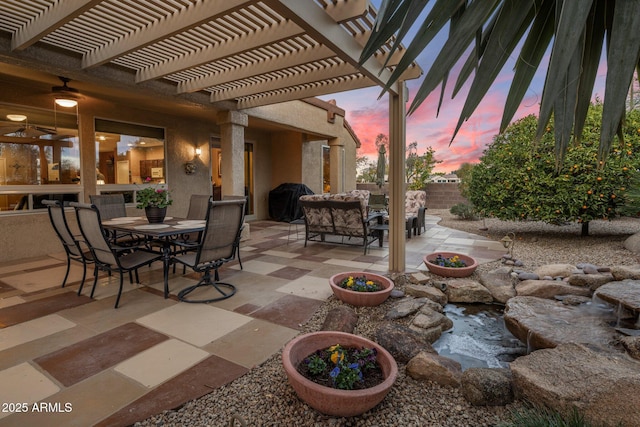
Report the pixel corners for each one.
[52,76,80,107]
[0,115,58,138]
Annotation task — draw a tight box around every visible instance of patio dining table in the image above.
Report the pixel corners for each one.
[101,216,205,299]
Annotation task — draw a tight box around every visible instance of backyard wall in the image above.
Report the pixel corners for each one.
[356,182,468,209]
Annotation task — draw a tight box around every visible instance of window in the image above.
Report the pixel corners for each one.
[0,103,80,212]
[95,119,165,202]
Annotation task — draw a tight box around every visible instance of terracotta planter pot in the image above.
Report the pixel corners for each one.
[423,252,478,278]
[329,272,394,306]
[282,331,397,417]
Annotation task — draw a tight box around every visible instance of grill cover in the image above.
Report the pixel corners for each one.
[268,183,314,222]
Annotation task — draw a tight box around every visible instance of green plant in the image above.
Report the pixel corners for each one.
[468,103,640,236]
[339,275,382,292]
[135,181,173,209]
[429,254,468,268]
[300,344,381,390]
[450,203,477,220]
[498,404,605,427]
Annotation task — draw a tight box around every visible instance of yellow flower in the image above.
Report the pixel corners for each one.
[366,280,374,286]
[330,350,344,364]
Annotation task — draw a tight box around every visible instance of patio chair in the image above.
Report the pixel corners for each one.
[70,202,162,308]
[90,194,142,246]
[172,198,246,303]
[173,194,211,273]
[42,199,94,291]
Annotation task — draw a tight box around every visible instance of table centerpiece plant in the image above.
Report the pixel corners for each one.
[136,178,173,223]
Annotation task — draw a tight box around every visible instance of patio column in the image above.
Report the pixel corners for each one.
[388,83,407,273]
[328,137,344,193]
[217,111,248,197]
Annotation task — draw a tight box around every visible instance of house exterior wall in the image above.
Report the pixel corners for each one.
[0,79,359,262]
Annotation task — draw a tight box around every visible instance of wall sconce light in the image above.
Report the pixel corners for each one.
[500,232,515,259]
[195,147,202,157]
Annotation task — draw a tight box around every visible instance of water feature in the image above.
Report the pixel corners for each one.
[433,303,527,370]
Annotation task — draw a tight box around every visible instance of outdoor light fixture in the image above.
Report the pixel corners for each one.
[501,232,516,258]
[195,147,202,157]
[6,114,27,122]
[54,97,78,108]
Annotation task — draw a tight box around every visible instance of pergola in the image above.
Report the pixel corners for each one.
[0,0,422,272]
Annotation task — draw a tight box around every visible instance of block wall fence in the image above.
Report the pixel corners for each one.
[356,183,468,210]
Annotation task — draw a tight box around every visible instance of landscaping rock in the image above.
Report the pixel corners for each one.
[533,263,576,278]
[517,272,539,281]
[594,280,640,316]
[478,270,516,304]
[515,279,591,299]
[406,351,462,387]
[503,296,617,351]
[623,231,640,255]
[460,368,514,406]
[374,322,435,364]
[321,306,358,333]
[405,284,447,305]
[510,343,640,427]
[385,297,428,320]
[412,306,453,332]
[408,325,442,343]
[610,265,640,281]
[566,272,614,291]
[620,336,640,360]
[444,278,493,304]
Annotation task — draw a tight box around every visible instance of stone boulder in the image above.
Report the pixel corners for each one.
[515,279,591,299]
[444,278,493,304]
[405,284,447,305]
[406,351,462,387]
[533,263,576,278]
[567,273,614,291]
[510,343,640,427]
[503,296,617,351]
[623,231,640,255]
[408,306,454,343]
[594,280,640,316]
[385,297,428,320]
[321,306,358,333]
[620,336,640,360]
[375,322,435,364]
[478,270,516,304]
[610,265,640,281]
[460,368,514,406]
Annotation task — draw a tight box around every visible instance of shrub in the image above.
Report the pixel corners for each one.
[450,203,477,220]
[468,103,640,235]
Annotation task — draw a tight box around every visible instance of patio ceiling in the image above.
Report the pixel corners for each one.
[0,0,421,112]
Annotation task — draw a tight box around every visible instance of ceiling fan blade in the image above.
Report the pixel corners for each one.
[0,125,24,134]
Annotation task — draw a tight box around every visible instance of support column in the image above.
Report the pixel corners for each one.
[78,108,95,201]
[217,111,248,197]
[388,83,407,273]
[328,137,344,193]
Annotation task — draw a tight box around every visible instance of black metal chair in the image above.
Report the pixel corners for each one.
[70,202,162,308]
[172,199,245,303]
[43,199,94,291]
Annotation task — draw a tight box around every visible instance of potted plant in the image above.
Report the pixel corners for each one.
[423,252,478,278]
[282,331,397,417]
[329,272,394,306]
[136,179,173,223]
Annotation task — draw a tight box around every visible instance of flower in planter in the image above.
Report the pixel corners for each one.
[430,254,467,268]
[136,178,173,209]
[339,275,382,292]
[300,344,381,390]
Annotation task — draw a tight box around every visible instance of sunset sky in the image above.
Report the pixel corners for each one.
[319,4,608,174]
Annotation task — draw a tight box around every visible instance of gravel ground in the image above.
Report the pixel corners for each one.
[136,211,640,427]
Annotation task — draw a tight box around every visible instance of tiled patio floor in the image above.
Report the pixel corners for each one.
[0,217,505,426]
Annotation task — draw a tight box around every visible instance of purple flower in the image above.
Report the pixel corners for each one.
[330,367,340,378]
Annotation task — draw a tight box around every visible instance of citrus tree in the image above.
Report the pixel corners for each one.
[468,104,640,236]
